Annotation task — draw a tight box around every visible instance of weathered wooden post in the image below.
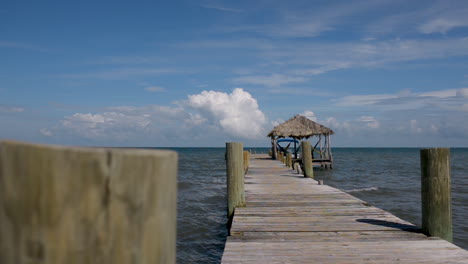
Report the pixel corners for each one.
[0,140,178,264]
[421,148,452,242]
[226,142,245,220]
[271,138,277,160]
[286,153,292,168]
[243,150,250,173]
[301,141,313,178]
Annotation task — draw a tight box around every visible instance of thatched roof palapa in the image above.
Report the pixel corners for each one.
[267,115,334,139]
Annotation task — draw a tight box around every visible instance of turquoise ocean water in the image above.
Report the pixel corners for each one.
[168,147,468,263]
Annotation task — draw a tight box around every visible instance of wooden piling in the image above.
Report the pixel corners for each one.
[0,140,178,264]
[226,142,245,220]
[243,150,250,173]
[301,141,313,178]
[420,148,452,242]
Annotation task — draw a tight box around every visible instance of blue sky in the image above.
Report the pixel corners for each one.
[1,0,468,147]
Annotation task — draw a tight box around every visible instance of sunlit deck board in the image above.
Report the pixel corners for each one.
[221,154,468,263]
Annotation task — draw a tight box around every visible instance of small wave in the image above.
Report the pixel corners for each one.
[345,187,379,193]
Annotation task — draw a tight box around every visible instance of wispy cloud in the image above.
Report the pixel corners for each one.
[232,74,306,87]
[419,17,468,34]
[39,128,53,136]
[63,67,185,80]
[0,41,47,52]
[257,21,333,38]
[262,37,468,71]
[89,56,166,65]
[218,0,393,38]
[291,62,351,76]
[334,88,468,112]
[0,105,25,113]
[268,87,334,97]
[201,4,243,13]
[366,0,468,35]
[178,38,273,50]
[182,36,468,77]
[145,86,165,92]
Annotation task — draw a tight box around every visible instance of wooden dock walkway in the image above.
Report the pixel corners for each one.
[221,154,468,263]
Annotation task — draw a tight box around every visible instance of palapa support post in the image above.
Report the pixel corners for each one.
[286,153,292,168]
[301,141,313,178]
[226,142,245,220]
[421,148,452,242]
[271,138,277,160]
[0,140,178,264]
[294,162,302,174]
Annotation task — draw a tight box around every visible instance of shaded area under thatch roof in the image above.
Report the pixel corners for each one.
[267,115,335,139]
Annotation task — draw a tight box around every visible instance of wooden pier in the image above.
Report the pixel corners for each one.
[222,154,468,263]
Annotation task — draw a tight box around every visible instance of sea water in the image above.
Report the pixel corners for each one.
[171,147,468,263]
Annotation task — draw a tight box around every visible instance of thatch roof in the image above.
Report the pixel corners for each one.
[267,115,334,139]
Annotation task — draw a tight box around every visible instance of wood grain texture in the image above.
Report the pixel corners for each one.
[222,154,468,263]
[0,140,177,264]
[421,148,452,242]
[243,151,250,173]
[301,141,313,178]
[226,142,245,219]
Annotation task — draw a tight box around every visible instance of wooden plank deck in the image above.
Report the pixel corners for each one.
[221,154,468,263]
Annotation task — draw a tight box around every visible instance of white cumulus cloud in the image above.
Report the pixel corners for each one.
[186,88,267,139]
[48,88,267,144]
[300,111,317,122]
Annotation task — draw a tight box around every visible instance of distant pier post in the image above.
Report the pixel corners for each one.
[271,138,277,160]
[243,150,250,173]
[226,142,245,220]
[301,141,313,178]
[0,140,178,264]
[420,148,452,242]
